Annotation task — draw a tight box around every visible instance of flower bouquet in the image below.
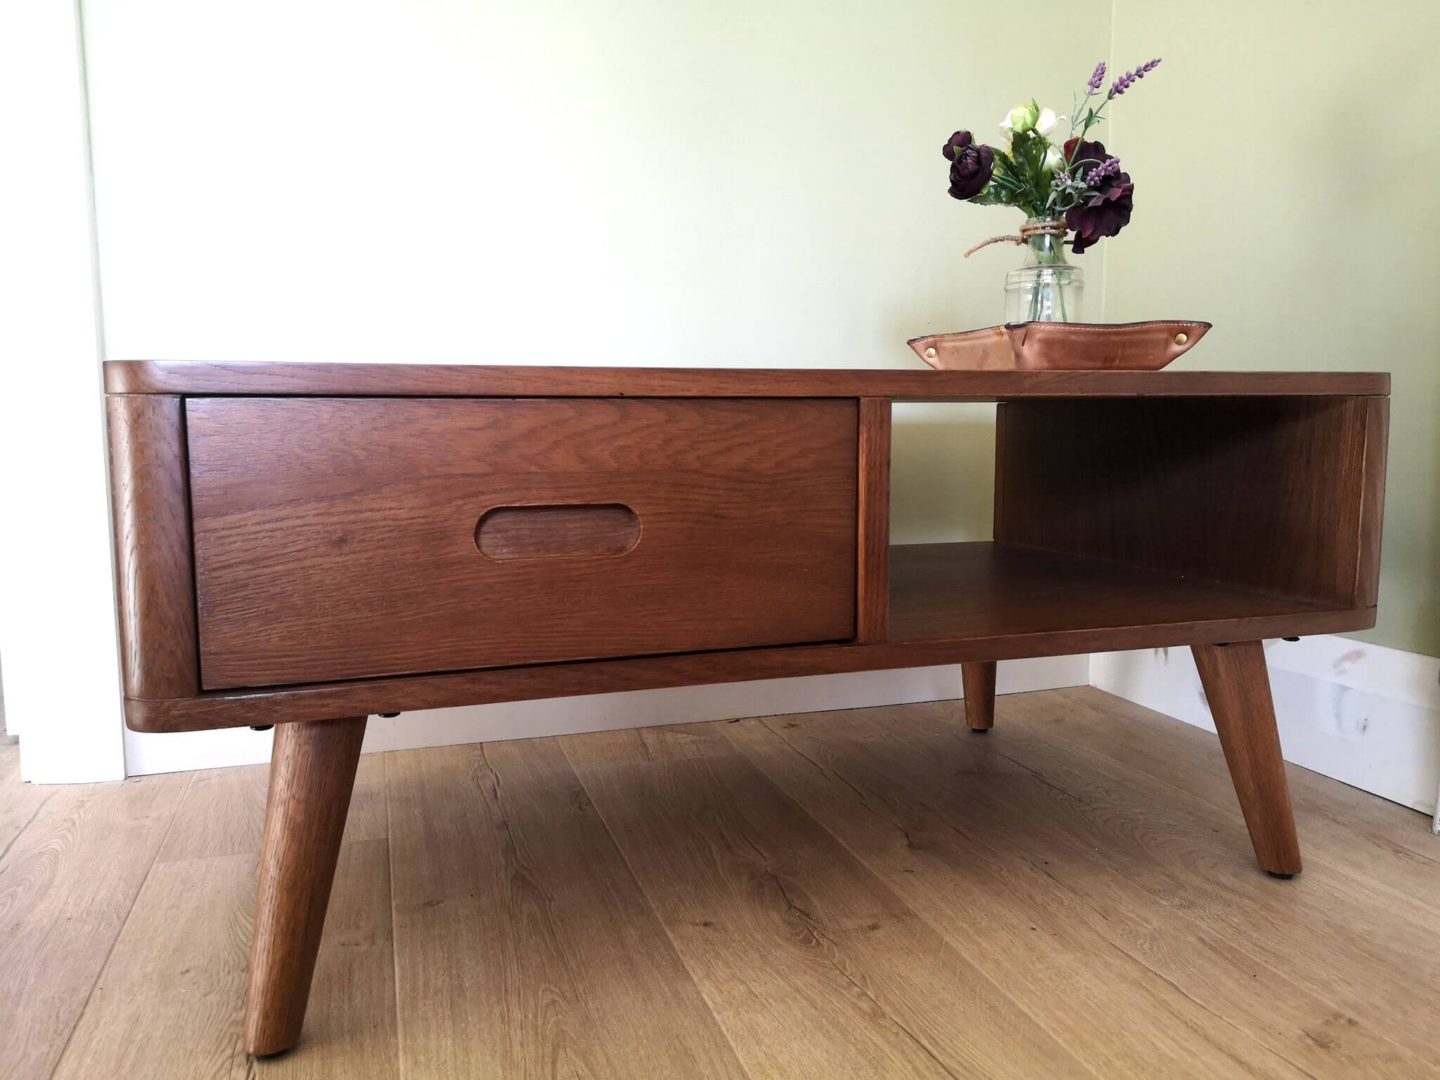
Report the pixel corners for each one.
[943,58,1161,322]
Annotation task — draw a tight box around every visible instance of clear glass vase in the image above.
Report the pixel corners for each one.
[1004,218,1084,323]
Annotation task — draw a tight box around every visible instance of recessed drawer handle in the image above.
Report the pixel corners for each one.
[475,503,641,561]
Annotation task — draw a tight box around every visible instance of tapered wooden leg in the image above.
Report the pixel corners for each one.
[245,716,367,1056]
[1191,642,1302,877]
[962,661,996,733]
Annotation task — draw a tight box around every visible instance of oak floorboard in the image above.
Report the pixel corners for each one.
[9,689,1440,1077]
[0,772,190,1079]
[155,762,269,864]
[562,724,1096,1080]
[855,698,1440,1065]
[0,742,52,859]
[254,838,398,1079]
[52,851,256,1080]
[54,750,396,1080]
[158,752,389,864]
[725,708,1426,1077]
[1047,685,1440,884]
[53,837,396,1080]
[386,738,744,1080]
[987,693,1440,978]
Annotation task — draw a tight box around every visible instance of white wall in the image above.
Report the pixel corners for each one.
[1105,1,1440,659]
[66,0,1110,778]
[81,0,1109,367]
[0,0,126,782]
[1093,637,1440,821]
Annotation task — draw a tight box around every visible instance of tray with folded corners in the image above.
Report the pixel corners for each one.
[908,319,1212,371]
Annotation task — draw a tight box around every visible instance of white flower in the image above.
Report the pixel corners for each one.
[999,102,1038,137]
[1000,102,1063,140]
[1043,145,1064,173]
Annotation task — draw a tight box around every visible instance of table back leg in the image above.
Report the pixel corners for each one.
[245,715,368,1056]
[1191,642,1302,877]
[962,661,996,732]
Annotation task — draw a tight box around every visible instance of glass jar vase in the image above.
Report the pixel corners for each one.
[1004,218,1083,323]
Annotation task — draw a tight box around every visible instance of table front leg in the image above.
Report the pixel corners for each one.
[245,715,368,1056]
[1191,642,1302,877]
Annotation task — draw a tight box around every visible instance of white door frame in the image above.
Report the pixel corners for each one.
[0,0,126,782]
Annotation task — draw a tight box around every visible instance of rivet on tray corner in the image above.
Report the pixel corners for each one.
[1174,332,1189,346]
[924,346,937,359]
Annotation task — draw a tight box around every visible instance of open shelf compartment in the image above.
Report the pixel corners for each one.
[867,394,1386,652]
[887,542,1348,645]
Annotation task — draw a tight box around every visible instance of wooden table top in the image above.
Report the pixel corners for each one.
[104,361,1390,400]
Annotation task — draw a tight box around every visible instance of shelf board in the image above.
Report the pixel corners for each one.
[889,542,1346,644]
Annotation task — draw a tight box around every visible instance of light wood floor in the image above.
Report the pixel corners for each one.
[3,687,1439,1079]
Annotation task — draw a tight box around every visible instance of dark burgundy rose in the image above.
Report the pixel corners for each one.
[944,131,995,200]
[1063,138,1133,254]
[942,130,973,161]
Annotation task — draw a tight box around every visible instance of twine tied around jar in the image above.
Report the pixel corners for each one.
[963,219,1070,258]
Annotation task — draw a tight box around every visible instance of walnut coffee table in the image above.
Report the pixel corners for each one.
[103,361,1388,1056]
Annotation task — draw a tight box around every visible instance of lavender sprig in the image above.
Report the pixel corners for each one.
[1085,156,1122,183]
[1070,56,1162,151]
[1108,58,1162,98]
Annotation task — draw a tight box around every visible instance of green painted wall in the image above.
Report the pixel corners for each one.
[83,1,1431,652]
[1103,1,1440,655]
[83,0,1109,550]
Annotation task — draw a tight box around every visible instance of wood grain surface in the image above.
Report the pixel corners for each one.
[855,398,891,643]
[0,743,51,859]
[723,714,1317,1077]
[15,692,1440,1078]
[475,503,641,560]
[47,750,395,1079]
[1191,642,1303,875]
[994,396,1388,607]
[126,539,1376,732]
[386,738,745,1079]
[187,397,858,689]
[246,717,368,1056]
[106,394,200,699]
[106,360,1390,400]
[961,661,996,731]
[726,695,1435,1076]
[561,724,1093,1079]
[0,768,190,1078]
[886,543,1353,642]
[966,691,1440,1066]
[54,852,259,1079]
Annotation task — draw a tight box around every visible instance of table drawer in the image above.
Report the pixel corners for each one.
[186,397,858,689]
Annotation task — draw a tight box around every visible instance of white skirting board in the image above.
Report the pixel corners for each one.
[1091,636,1440,827]
[122,655,1089,777]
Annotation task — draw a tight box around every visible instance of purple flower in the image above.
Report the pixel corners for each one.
[1086,156,1122,183]
[1086,61,1107,92]
[942,131,996,200]
[1109,57,1162,97]
[1062,139,1134,254]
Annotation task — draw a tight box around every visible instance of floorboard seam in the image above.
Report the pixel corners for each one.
[730,719,1105,1080]
[952,709,1436,1070]
[50,771,196,1076]
[383,752,407,1080]
[988,707,1440,928]
[555,737,759,1080]
[0,786,53,864]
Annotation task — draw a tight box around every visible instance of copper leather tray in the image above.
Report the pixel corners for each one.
[908,320,1212,371]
